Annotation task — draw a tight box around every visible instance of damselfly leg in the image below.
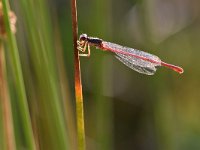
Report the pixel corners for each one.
[77,40,91,57]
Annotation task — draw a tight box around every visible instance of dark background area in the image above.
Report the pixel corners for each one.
[62,0,200,149]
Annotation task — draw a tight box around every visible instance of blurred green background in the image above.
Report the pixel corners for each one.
[1,0,200,150]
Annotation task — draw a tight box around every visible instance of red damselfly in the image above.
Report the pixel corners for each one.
[77,34,184,75]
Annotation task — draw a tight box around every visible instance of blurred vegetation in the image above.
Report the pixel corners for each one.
[0,0,200,150]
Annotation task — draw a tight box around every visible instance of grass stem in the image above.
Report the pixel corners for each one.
[0,40,16,150]
[1,0,36,149]
[71,0,86,149]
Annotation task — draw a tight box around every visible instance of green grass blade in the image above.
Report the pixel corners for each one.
[0,40,16,150]
[16,0,70,149]
[1,0,36,150]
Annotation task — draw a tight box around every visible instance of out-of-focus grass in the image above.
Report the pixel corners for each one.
[1,0,72,149]
[15,0,70,149]
[0,39,16,150]
[1,0,35,149]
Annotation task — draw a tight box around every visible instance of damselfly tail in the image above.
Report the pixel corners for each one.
[161,62,184,74]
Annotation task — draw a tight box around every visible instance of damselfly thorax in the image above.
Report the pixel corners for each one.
[77,34,103,57]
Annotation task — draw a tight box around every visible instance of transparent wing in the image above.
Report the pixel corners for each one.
[115,53,158,75]
[102,42,162,75]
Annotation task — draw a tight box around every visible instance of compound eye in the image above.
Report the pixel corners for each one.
[79,34,87,41]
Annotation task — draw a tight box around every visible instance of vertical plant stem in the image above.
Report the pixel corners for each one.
[0,41,16,150]
[71,0,86,149]
[1,0,36,149]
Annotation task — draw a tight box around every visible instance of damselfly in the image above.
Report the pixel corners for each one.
[77,34,184,75]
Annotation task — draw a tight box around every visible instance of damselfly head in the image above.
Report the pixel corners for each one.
[79,33,88,41]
